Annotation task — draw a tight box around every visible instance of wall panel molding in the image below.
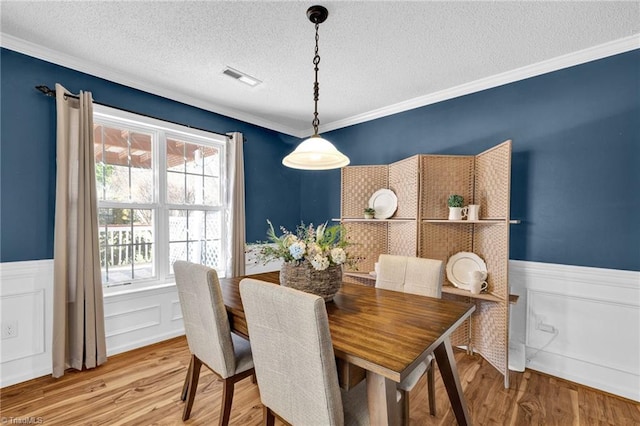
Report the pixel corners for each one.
[0,260,53,387]
[104,305,161,338]
[171,300,183,322]
[509,260,640,402]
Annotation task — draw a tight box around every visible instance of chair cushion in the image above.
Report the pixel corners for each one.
[231,333,254,375]
[375,254,443,298]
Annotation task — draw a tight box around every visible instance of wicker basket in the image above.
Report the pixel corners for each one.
[280,261,342,302]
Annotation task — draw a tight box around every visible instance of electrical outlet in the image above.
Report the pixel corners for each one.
[537,322,556,333]
[1,320,18,339]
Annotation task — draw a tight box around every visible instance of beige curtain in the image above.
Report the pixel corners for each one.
[226,132,246,277]
[52,83,107,378]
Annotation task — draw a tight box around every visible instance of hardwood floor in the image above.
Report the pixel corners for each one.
[2,336,638,425]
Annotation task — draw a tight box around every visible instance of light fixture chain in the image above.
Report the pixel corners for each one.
[312,22,321,135]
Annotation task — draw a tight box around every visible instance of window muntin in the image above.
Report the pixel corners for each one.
[166,138,221,205]
[98,208,154,283]
[93,106,227,290]
[94,125,153,203]
[167,209,222,275]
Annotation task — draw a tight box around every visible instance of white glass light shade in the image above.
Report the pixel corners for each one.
[282,135,350,170]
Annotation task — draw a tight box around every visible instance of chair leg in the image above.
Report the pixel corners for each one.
[427,358,436,416]
[181,356,193,402]
[401,389,410,425]
[263,406,275,426]
[183,355,202,421]
[219,378,235,426]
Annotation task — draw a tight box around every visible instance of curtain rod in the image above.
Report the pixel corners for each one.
[35,85,233,139]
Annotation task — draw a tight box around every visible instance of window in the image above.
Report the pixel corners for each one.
[93,105,228,290]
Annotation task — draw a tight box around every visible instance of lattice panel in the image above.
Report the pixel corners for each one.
[339,140,512,387]
[388,222,418,256]
[389,155,419,219]
[472,300,508,377]
[343,222,388,274]
[421,155,474,219]
[420,223,473,268]
[443,292,471,347]
[341,166,388,218]
[475,140,511,219]
[474,224,509,298]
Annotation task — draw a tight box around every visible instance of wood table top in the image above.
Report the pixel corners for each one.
[219,271,475,383]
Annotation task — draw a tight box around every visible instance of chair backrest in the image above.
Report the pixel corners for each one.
[240,278,344,426]
[174,261,236,378]
[375,254,444,298]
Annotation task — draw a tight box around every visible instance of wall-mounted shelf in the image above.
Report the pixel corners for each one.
[442,286,503,302]
[441,286,519,305]
[344,271,376,281]
[333,218,416,223]
[423,219,520,224]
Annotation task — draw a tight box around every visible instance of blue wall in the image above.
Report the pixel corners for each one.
[301,49,640,271]
[2,48,638,271]
[0,48,302,262]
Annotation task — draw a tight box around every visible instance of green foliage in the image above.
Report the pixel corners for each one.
[95,163,114,187]
[256,219,355,268]
[364,207,376,214]
[448,194,464,208]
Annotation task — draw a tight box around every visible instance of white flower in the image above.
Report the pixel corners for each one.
[288,241,306,260]
[316,223,326,242]
[307,242,322,257]
[310,254,330,271]
[283,234,297,248]
[330,247,346,265]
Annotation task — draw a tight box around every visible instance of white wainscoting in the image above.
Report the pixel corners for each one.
[0,260,53,387]
[2,258,637,402]
[509,260,640,402]
[0,255,281,388]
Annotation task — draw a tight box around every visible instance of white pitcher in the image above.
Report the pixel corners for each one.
[469,270,488,294]
[448,207,466,220]
[466,204,481,221]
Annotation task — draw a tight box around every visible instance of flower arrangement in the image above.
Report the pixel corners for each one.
[258,220,353,271]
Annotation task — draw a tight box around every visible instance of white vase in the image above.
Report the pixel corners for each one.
[448,207,464,220]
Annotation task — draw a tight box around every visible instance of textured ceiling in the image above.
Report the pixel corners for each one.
[1,1,639,136]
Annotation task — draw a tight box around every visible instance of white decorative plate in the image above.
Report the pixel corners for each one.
[446,252,487,290]
[368,189,398,219]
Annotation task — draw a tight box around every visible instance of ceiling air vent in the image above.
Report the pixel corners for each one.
[222,66,261,87]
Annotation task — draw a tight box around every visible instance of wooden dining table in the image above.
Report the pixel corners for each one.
[219,271,475,426]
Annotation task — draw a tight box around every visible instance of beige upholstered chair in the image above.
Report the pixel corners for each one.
[375,254,444,419]
[174,261,255,424]
[239,278,369,426]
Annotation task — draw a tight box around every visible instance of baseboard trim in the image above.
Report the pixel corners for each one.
[526,348,640,402]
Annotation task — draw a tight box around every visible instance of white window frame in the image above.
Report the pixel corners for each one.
[93,105,228,294]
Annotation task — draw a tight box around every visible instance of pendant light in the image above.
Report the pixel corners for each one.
[282,5,350,170]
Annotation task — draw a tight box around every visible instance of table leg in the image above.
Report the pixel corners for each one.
[366,371,400,426]
[434,337,471,426]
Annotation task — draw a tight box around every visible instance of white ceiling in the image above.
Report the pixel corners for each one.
[1,1,639,137]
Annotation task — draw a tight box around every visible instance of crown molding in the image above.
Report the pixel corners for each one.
[3,32,638,139]
[0,33,303,137]
[316,34,640,136]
